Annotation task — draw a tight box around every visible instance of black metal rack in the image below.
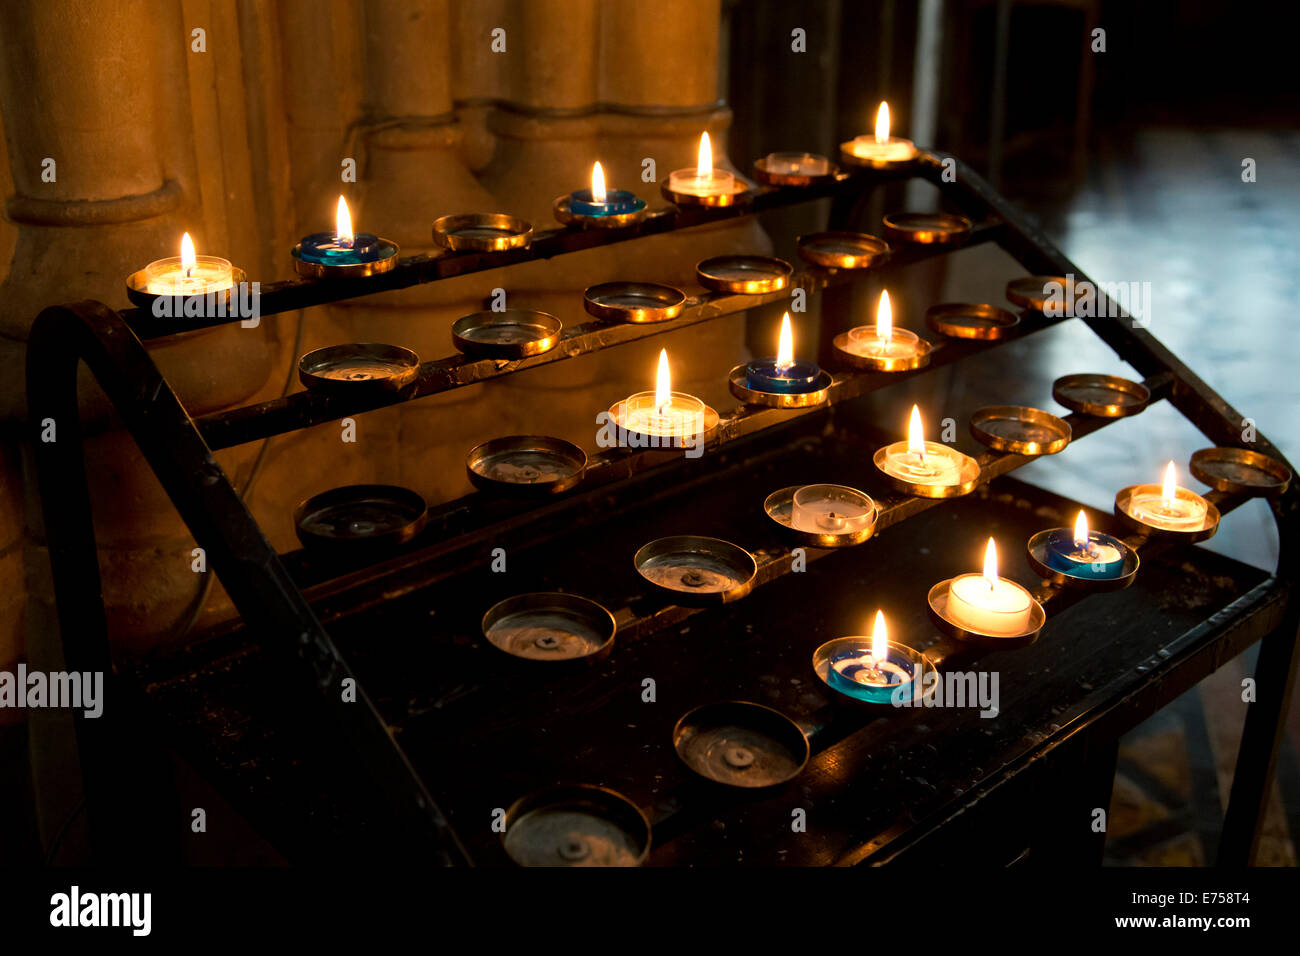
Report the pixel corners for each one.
[26,153,1298,866]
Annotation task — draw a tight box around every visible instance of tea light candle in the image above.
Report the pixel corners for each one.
[878,405,965,487]
[947,538,1034,636]
[844,290,924,361]
[1127,461,1210,532]
[143,232,233,295]
[569,161,646,217]
[844,102,918,165]
[791,484,875,535]
[827,611,917,704]
[617,348,707,439]
[666,132,737,197]
[296,196,390,267]
[1045,511,1127,580]
[761,151,831,177]
[744,313,822,394]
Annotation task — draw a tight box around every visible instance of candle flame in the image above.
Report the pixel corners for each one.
[776,312,794,371]
[697,132,713,178]
[1162,460,1178,505]
[871,610,888,663]
[875,101,890,144]
[877,289,893,341]
[654,348,671,410]
[1073,510,1089,549]
[180,232,196,277]
[336,195,354,246]
[907,404,926,459]
[592,161,607,203]
[982,537,999,588]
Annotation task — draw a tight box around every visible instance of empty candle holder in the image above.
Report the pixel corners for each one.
[925,303,1019,341]
[969,406,1072,456]
[584,281,687,324]
[431,212,533,252]
[752,151,839,187]
[1026,512,1138,592]
[882,212,971,246]
[451,309,562,359]
[672,701,809,788]
[297,343,419,395]
[796,231,890,270]
[929,538,1044,647]
[502,785,650,867]
[695,254,793,295]
[1005,275,1079,313]
[1189,447,1292,498]
[553,161,647,228]
[634,535,756,606]
[466,435,587,496]
[481,592,615,664]
[763,484,877,548]
[1051,373,1152,419]
[293,484,427,552]
[294,196,398,278]
[1116,461,1220,541]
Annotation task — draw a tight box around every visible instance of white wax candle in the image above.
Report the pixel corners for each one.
[947,573,1033,635]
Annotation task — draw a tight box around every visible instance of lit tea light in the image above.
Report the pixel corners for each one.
[568,161,646,218]
[292,195,398,276]
[846,290,924,360]
[876,405,972,491]
[843,101,918,167]
[947,538,1034,636]
[1043,511,1128,580]
[616,348,707,439]
[744,313,823,394]
[827,611,918,704]
[142,232,234,296]
[1123,461,1210,532]
[664,132,745,203]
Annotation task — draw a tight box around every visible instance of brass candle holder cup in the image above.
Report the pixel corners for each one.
[583,281,687,323]
[1052,373,1152,418]
[451,309,562,360]
[502,785,650,867]
[1026,527,1139,592]
[552,193,647,229]
[969,406,1072,456]
[1005,275,1078,313]
[728,365,832,408]
[291,239,398,279]
[1189,447,1291,498]
[752,152,839,187]
[695,255,793,294]
[763,484,877,547]
[481,591,615,664]
[1115,484,1220,542]
[466,435,587,496]
[796,231,890,270]
[882,212,972,245]
[293,484,427,551]
[873,442,981,498]
[297,343,419,395]
[926,578,1046,649]
[634,535,756,606]
[925,303,1020,340]
[833,328,933,372]
[673,701,809,788]
[431,213,533,252]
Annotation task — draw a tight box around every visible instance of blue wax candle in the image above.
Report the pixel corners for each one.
[569,188,646,218]
[1044,527,1127,579]
[744,358,821,394]
[296,231,390,266]
[828,646,918,705]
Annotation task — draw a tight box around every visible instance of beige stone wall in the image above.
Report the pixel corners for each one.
[0,0,764,667]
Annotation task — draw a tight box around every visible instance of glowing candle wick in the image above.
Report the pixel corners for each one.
[697,132,712,178]
[336,195,354,249]
[592,161,607,204]
[982,537,999,592]
[775,312,794,373]
[877,290,893,354]
[875,102,890,145]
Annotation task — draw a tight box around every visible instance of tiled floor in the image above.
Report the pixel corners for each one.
[946,126,1300,865]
